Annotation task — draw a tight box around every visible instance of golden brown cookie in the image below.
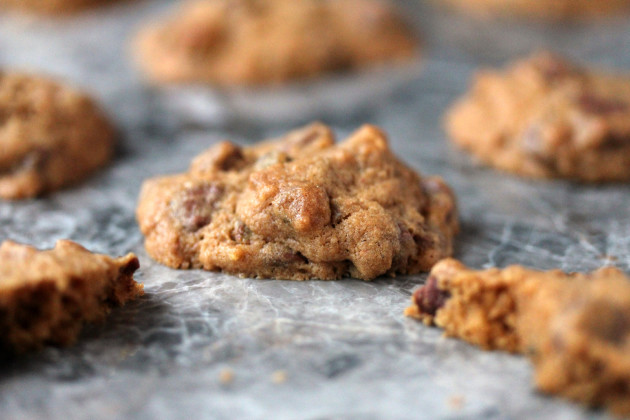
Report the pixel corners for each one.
[438,0,630,19]
[0,72,115,200]
[446,52,630,182]
[0,240,143,354]
[0,0,128,14]
[137,123,458,281]
[405,259,630,416]
[133,0,418,86]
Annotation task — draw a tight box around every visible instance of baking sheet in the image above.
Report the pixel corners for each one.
[1,1,629,419]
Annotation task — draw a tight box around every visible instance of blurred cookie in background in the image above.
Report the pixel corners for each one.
[435,0,630,19]
[446,51,630,183]
[0,72,115,199]
[0,0,130,14]
[132,0,419,86]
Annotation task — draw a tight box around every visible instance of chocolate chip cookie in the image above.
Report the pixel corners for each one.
[438,0,630,19]
[0,72,115,199]
[0,0,127,14]
[133,0,418,86]
[137,123,458,281]
[0,240,143,354]
[446,52,630,182]
[406,259,630,416]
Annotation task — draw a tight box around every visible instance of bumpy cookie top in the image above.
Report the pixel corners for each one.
[133,0,418,86]
[137,123,458,281]
[0,240,143,352]
[447,52,630,182]
[0,72,114,199]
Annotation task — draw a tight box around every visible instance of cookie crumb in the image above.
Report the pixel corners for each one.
[447,395,465,410]
[271,370,288,384]
[219,368,234,384]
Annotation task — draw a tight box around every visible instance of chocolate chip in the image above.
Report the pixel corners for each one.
[171,183,223,231]
[273,250,309,267]
[0,149,50,177]
[600,134,630,149]
[119,257,140,276]
[231,220,251,243]
[580,301,628,345]
[413,275,450,316]
[578,94,628,115]
[398,222,414,246]
[216,144,244,171]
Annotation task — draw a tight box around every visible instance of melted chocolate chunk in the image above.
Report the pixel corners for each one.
[231,220,252,243]
[580,301,629,345]
[578,94,628,115]
[119,256,141,276]
[171,183,223,231]
[0,149,50,177]
[216,144,244,171]
[413,275,450,316]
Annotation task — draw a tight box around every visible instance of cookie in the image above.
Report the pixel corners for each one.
[133,0,418,86]
[0,0,127,14]
[0,240,143,354]
[405,259,630,416]
[438,0,630,19]
[137,123,458,281]
[0,72,115,199]
[446,52,630,182]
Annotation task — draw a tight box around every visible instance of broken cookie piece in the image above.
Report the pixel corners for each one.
[0,240,143,354]
[133,0,418,86]
[406,259,630,416]
[0,72,115,199]
[137,123,458,281]
[446,51,630,182]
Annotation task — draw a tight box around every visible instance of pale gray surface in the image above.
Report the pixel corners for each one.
[0,1,629,419]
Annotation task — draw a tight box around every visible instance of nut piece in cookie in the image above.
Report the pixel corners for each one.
[405,259,630,416]
[0,240,143,354]
[133,0,418,86]
[0,0,129,14]
[446,51,630,182]
[137,123,458,281]
[436,0,630,19]
[0,72,115,199]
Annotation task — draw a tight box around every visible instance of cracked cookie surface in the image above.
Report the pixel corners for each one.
[406,259,630,416]
[446,52,630,182]
[0,72,115,199]
[133,0,418,86]
[438,0,630,19]
[137,123,458,280]
[0,240,143,354]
